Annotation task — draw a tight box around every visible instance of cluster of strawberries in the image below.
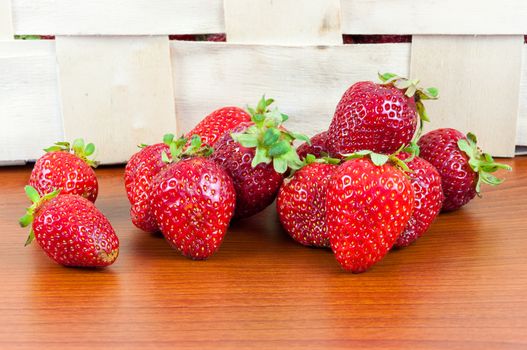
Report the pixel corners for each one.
[20,73,511,273]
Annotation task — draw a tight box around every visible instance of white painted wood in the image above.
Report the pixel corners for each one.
[11,0,224,35]
[341,0,527,35]
[9,0,527,36]
[0,40,63,163]
[517,46,527,146]
[224,0,342,45]
[0,0,14,39]
[55,36,177,164]
[411,35,523,157]
[171,41,410,137]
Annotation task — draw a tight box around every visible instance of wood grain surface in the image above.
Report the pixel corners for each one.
[0,158,526,349]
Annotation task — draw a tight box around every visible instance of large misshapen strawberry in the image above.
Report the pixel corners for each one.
[393,151,443,248]
[151,156,235,260]
[326,151,414,273]
[185,106,252,148]
[277,154,339,248]
[417,128,511,211]
[19,186,119,267]
[29,138,98,202]
[211,96,309,219]
[124,134,173,233]
[327,73,438,157]
[125,134,212,233]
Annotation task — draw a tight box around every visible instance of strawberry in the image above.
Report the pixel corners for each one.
[296,131,329,159]
[277,155,339,247]
[326,73,438,157]
[393,152,443,248]
[210,96,309,219]
[417,128,511,211]
[185,106,251,147]
[326,152,414,273]
[125,135,211,233]
[151,157,235,260]
[124,134,174,233]
[19,186,119,267]
[29,139,98,202]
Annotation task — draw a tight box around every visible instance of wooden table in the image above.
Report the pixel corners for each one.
[1,158,526,349]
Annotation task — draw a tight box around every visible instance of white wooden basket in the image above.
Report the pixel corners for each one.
[1,0,526,165]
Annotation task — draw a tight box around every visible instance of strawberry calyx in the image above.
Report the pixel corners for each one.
[137,133,175,149]
[378,72,439,138]
[161,135,213,164]
[457,132,512,193]
[44,138,98,168]
[286,153,340,178]
[303,153,341,166]
[231,96,310,174]
[19,186,61,246]
[342,149,411,173]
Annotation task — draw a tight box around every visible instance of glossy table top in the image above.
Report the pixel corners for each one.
[0,158,526,349]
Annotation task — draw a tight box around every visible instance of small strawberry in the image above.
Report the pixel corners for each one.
[327,73,438,157]
[417,128,511,211]
[29,139,98,202]
[326,152,414,273]
[296,131,329,159]
[185,106,251,147]
[19,186,119,267]
[151,157,235,260]
[277,154,339,247]
[124,134,174,233]
[211,96,309,219]
[393,152,443,248]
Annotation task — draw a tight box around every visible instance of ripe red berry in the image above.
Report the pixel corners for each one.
[210,97,308,219]
[277,158,338,247]
[185,106,251,148]
[29,139,98,202]
[296,131,329,159]
[20,187,119,267]
[125,134,212,233]
[124,142,170,233]
[151,157,235,260]
[393,153,443,248]
[418,128,511,211]
[327,73,437,157]
[326,157,414,273]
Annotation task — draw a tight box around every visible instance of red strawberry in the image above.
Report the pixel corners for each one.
[277,155,339,247]
[19,186,119,267]
[151,157,235,260]
[185,106,251,147]
[125,135,211,233]
[124,134,174,233]
[211,97,308,219]
[418,128,511,211]
[327,73,438,157]
[326,153,414,273]
[29,139,98,202]
[393,152,443,248]
[296,131,329,159]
